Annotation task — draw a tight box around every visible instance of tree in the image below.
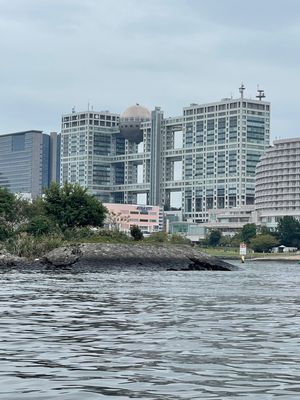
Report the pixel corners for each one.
[259,225,276,236]
[0,188,27,239]
[240,223,256,244]
[26,215,56,236]
[106,211,129,231]
[130,225,144,241]
[0,188,16,223]
[250,234,279,253]
[208,229,222,246]
[276,216,300,247]
[43,182,107,230]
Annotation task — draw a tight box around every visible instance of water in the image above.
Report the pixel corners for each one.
[0,262,300,399]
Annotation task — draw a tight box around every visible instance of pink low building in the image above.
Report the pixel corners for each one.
[104,203,163,234]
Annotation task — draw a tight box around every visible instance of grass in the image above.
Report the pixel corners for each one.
[199,246,300,259]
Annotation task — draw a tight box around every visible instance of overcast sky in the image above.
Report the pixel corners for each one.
[0,0,299,140]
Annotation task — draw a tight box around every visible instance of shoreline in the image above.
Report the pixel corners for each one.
[0,244,238,271]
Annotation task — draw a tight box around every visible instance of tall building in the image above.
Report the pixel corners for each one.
[255,138,300,228]
[0,130,60,199]
[60,87,270,222]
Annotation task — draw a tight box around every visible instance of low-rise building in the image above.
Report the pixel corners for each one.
[169,221,206,242]
[205,205,256,236]
[104,203,163,235]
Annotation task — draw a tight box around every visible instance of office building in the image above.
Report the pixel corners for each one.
[255,138,300,228]
[0,130,60,199]
[60,86,270,222]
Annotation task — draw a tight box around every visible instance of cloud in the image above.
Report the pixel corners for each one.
[0,0,299,139]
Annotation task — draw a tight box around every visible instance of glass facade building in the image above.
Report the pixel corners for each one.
[0,130,60,198]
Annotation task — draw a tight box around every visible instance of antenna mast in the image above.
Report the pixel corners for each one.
[239,82,245,99]
[256,85,266,101]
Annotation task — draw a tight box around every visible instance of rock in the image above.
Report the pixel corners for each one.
[42,244,237,271]
[0,249,26,267]
[186,256,237,271]
[42,245,83,267]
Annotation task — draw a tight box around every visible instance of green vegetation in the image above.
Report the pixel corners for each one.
[202,216,300,256]
[43,182,107,230]
[250,234,279,253]
[0,183,108,258]
[130,225,144,241]
[1,184,300,259]
[207,229,222,246]
[240,223,256,244]
[276,216,300,247]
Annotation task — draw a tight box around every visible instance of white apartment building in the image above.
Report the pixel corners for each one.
[255,138,300,228]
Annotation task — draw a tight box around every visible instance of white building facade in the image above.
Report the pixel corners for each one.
[255,138,300,228]
[60,88,270,223]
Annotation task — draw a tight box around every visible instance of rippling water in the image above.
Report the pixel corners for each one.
[1,261,300,399]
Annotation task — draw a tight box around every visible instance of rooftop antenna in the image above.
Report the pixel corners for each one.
[72,106,75,113]
[239,82,245,99]
[256,85,266,101]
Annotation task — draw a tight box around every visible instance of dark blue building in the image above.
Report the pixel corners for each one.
[0,130,60,198]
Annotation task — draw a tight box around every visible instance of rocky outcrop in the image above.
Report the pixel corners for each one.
[0,249,27,267]
[42,245,82,267]
[42,243,237,271]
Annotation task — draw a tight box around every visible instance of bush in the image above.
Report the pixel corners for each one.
[85,228,130,243]
[5,234,64,258]
[130,225,144,241]
[145,232,168,243]
[250,234,279,253]
[169,234,191,244]
[208,230,222,246]
[26,215,57,236]
[62,227,96,241]
[0,224,11,241]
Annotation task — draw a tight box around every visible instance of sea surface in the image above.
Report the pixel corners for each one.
[0,261,300,399]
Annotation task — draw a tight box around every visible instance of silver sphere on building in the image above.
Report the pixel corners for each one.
[120,103,151,143]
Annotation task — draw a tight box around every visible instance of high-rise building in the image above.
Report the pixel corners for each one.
[0,130,60,199]
[60,87,270,222]
[255,138,300,228]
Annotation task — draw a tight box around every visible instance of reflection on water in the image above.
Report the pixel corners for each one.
[0,262,300,399]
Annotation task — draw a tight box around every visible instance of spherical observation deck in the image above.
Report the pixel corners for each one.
[119,104,150,143]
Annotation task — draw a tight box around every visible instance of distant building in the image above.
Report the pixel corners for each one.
[255,138,300,228]
[169,222,206,242]
[104,203,163,235]
[0,130,60,199]
[60,86,270,223]
[205,205,256,236]
[49,132,61,184]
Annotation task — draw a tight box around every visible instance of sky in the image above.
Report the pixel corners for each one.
[0,0,299,141]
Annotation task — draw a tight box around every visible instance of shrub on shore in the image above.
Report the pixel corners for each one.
[5,234,64,259]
